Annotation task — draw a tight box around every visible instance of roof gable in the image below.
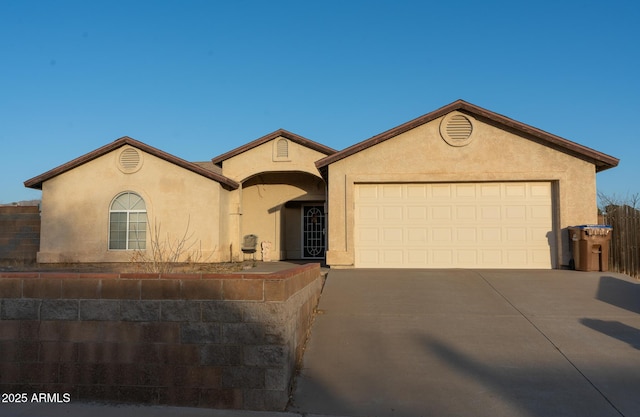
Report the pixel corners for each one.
[211,129,336,166]
[24,136,239,190]
[315,100,619,173]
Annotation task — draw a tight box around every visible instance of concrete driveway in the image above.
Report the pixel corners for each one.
[289,269,640,417]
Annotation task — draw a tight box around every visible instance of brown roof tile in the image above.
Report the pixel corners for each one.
[192,161,223,175]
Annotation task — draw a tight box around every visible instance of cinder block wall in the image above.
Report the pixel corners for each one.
[0,206,40,262]
[0,264,322,410]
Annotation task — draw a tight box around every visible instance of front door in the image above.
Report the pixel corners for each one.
[302,205,325,259]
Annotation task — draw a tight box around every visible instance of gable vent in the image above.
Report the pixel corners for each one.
[446,114,473,140]
[440,112,475,147]
[118,147,142,173]
[276,139,288,158]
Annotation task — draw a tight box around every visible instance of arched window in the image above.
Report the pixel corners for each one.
[109,192,147,250]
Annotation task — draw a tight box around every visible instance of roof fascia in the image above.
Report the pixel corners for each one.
[24,136,239,190]
[315,100,619,172]
[211,129,336,166]
[455,102,619,172]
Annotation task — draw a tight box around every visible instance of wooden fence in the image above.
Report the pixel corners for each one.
[601,205,640,279]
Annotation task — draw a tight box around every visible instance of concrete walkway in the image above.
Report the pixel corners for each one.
[289,269,640,417]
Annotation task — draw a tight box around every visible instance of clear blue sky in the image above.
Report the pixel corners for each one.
[1,0,638,205]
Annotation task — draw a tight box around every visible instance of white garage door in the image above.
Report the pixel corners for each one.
[354,182,554,268]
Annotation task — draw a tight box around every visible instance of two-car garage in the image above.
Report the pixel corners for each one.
[317,101,618,269]
[354,182,555,268]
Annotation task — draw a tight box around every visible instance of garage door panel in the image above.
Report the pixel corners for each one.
[480,228,501,242]
[357,184,379,199]
[531,184,551,197]
[355,182,554,268]
[455,184,477,198]
[383,206,403,220]
[531,227,551,239]
[359,250,379,265]
[456,206,477,220]
[506,250,528,264]
[383,250,404,264]
[383,228,403,242]
[457,250,478,264]
[408,228,427,242]
[432,249,454,265]
[480,184,501,197]
[506,228,527,241]
[358,205,379,220]
[532,249,552,264]
[432,228,452,242]
[407,250,427,264]
[407,206,427,220]
[432,184,452,198]
[481,250,502,264]
[432,206,452,220]
[358,228,379,244]
[481,206,501,220]
[457,228,477,242]
[382,184,403,198]
[505,184,527,197]
[407,185,427,198]
[531,205,552,219]
[506,206,527,219]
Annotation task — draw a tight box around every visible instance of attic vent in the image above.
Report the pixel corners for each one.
[277,139,288,158]
[273,138,290,161]
[446,115,473,140]
[440,112,475,147]
[118,147,143,173]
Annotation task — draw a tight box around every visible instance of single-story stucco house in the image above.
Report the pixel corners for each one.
[24,100,619,269]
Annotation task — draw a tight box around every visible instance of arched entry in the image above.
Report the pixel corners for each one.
[241,171,326,261]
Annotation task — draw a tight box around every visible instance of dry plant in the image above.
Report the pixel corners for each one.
[599,192,640,212]
[129,216,211,273]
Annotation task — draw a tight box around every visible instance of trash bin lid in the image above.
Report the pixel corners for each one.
[571,225,612,236]
[573,224,612,229]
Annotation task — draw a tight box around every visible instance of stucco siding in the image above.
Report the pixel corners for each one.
[241,174,325,261]
[38,147,225,263]
[221,137,328,182]
[217,136,328,261]
[220,186,238,261]
[325,113,597,268]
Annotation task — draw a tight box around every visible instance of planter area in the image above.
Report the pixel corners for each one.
[0,263,323,411]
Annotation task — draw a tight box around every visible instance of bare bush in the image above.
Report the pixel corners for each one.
[130,216,212,273]
[598,192,640,211]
